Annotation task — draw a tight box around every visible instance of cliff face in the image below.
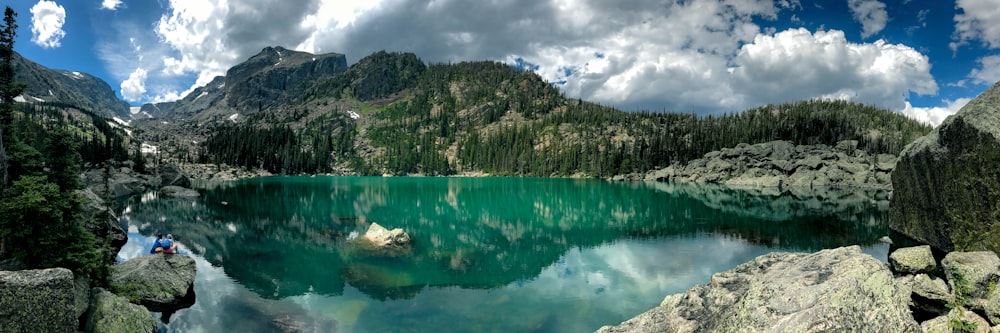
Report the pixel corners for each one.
[890,81,1000,254]
[224,46,347,112]
[137,47,348,122]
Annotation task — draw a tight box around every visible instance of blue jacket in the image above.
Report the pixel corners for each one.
[149,239,163,254]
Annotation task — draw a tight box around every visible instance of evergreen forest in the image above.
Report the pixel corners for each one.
[198,54,933,177]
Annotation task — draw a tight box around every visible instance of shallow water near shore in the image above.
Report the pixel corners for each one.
[118,176,891,332]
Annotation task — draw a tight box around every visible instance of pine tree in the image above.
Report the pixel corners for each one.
[0,6,25,190]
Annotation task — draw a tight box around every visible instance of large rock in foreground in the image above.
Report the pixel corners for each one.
[110,254,196,312]
[890,81,1000,254]
[84,287,157,333]
[0,268,78,333]
[596,246,920,333]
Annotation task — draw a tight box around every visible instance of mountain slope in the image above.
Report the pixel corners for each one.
[130,47,933,178]
[137,46,347,122]
[13,52,130,119]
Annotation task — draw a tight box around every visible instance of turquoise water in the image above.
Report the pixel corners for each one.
[117,177,891,332]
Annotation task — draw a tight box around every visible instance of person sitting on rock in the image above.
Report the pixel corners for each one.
[163,234,178,254]
[149,234,164,254]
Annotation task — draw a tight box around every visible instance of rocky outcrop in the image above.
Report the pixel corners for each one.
[158,163,192,188]
[942,251,1000,322]
[889,245,937,275]
[83,288,157,333]
[888,247,1000,329]
[596,246,920,333]
[0,268,79,333]
[646,140,895,190]
[363,223,412,248]
[890,81,1000,254]
[81,166,158,199]
[76,188,128,260]
[110,254,197,312]
[81,163,195,200]
[179,163,273,181]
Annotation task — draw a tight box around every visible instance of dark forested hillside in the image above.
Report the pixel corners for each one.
[194,51,932,177]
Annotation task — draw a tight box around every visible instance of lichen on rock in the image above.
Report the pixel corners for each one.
[889,81,1000,254]
[0,268,78,333]
[84,287,158,333]
[595,246,920,333]
[110,253,196,312]
[889,245,937,275]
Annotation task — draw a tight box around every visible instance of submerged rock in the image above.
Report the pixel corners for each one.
[889,245,937,275]
[84,287,157,333]
[0,268,78,333]
[110,254,197,312]
[159,185,200,198]
[595,246,920,333]
[889,81,1000,254]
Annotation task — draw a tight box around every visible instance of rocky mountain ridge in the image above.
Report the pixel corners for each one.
[12,51,130,119]
[136,46,347,122]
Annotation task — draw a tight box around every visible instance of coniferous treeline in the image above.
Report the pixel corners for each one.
[199,55,933,177]
[0,7,124,285]
[199,111,358,174]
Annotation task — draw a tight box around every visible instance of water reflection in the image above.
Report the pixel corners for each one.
[119,177,890,332]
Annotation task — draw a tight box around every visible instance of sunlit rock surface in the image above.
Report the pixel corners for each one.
[596,246,920,333]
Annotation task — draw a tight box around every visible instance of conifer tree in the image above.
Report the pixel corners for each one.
[0,6,24,190]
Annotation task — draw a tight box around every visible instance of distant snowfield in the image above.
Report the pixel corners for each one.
[348,110,360,119]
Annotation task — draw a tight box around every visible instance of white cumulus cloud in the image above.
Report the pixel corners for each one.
[902,97,971,126]
[120,68,148,102]
[29,0,67,49]
[101,0,123,10]
[969,54,1000,84]
[731,28,937,111]
[847,0,888,39]
[100,0,937,119]
[952,0,1000,51]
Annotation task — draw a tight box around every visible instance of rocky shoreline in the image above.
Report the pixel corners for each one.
[600,81,1000,332]
[0,161,202,332]
[645,139,896,190]
[596,245,1000,333]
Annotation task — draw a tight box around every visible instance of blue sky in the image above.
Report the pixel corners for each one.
[7,0,1000,125]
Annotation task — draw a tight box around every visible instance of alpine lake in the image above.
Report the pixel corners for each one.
[116,176,898,332]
